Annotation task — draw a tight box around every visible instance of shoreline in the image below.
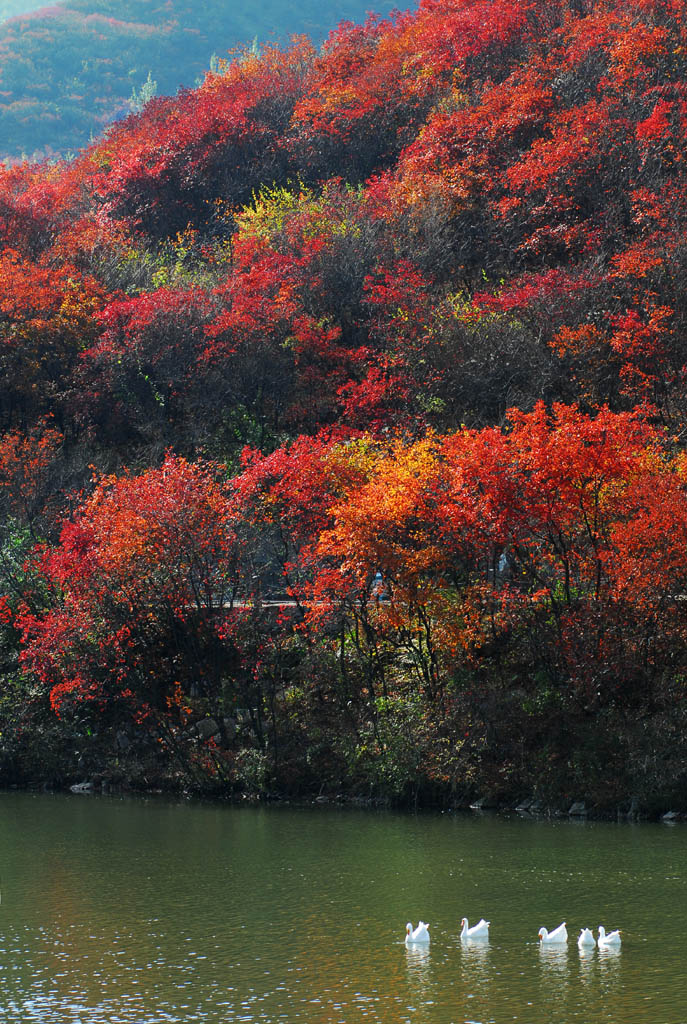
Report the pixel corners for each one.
[5,776,684,824]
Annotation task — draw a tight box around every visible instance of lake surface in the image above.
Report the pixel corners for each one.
[0,793,685,1023]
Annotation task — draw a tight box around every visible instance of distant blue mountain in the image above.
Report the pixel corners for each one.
[0,0,405,160]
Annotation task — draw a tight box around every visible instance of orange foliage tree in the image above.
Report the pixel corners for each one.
[18,454,248,734]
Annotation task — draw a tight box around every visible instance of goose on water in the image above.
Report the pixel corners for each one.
[405,921,430,944]
[460,917,490,940]
[597,925,621,948]
[578,927,595,948]
[538,922,568,944]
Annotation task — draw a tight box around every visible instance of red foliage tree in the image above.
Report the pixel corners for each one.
[19,454,246,724]
[79,285,218,452]
[85,40,314,237]
[0,247,107,429]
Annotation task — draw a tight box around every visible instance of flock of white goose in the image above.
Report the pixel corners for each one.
[405,918,621,948]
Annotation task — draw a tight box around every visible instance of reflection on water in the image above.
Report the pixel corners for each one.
[538,942,570,979]
[404,941,435,1023]
[460,938,491,971]
[577,944,595,982]
[536,940,571,1021]
[460,937,491,1012]
[405,942,431,980]
[597,945,622,964]
[597,942,622,993]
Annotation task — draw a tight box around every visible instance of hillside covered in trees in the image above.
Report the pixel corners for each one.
[1,0,687,812]
[0,0,397,160]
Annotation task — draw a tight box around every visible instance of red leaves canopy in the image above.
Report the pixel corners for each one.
[19,454,242,715]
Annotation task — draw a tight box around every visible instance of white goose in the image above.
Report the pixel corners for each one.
[578,927,595,948]
[460,917,490,941]
[405,921,430,944]
[598,925,621,948]
[538,922,568,944]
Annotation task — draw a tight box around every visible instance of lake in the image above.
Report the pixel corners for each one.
[0,792,685,1023]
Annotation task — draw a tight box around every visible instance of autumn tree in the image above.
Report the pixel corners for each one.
[18,455,250,751]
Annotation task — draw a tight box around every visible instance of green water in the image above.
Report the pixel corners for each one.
[0,793,685,1023]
